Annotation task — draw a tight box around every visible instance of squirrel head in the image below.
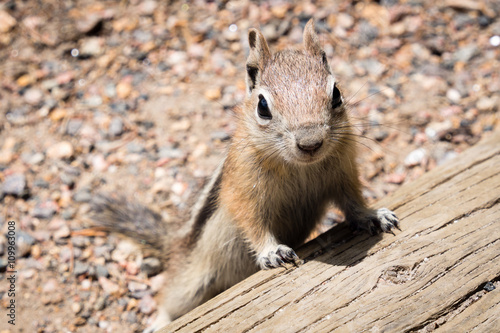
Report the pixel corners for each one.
[242,19,348,167]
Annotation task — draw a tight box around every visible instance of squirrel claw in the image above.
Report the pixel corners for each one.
[258,245,301,269]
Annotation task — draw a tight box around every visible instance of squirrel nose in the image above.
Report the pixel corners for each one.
[297,140,323,153]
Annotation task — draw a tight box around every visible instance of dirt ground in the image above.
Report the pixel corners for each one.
[0,0,499,332]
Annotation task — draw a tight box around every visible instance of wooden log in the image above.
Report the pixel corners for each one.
[160,131,500,333]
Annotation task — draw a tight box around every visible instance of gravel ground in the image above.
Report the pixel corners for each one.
[0,0,499,332]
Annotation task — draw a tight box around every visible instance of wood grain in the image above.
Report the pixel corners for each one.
[160,131,500,333]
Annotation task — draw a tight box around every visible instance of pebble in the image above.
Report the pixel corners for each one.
[53,224,71,239]
[404,148,427,167]
[116,80,133,99]
[24,88,44,105]
[139,0,158,15]
[1,173,28,197]
[141,257,162,276]
[453,44,478,63]
[128,281,148,293]
[66,118,83,136]
[476,96,497,112]
[94,295,107,311]
[139,293,156,315]
[149,274,166,294]
[446,89,461,104]
[204,87,222,101]
[80,37,104,57]
[72,302,83,314]
[42,278,59,293]
[108,116,124,137]
[74,262,90,276]
[73,188,92,203]
[32,200,58,219]
[98,276,120,295]
[16,231,35,257]
[0,10,16,33]
[95,264,109,278]
[74,317,87,326]
[46,141,74,159]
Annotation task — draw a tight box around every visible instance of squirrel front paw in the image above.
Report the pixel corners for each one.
[257,244,303,269]
[350,208,400,235]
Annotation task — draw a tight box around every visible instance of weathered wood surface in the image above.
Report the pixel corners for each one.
[160,131,500,333]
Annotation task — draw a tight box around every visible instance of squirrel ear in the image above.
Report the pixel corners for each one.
[303,19,322,56]
[303,19,330,72]
[246,28,271,93]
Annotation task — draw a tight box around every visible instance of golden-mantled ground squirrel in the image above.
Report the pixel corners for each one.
[92,19,399,332]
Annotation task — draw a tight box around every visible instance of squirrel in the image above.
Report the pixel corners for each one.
[91,19,399,332]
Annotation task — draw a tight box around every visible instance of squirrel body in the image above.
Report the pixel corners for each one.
[92,20,399,332]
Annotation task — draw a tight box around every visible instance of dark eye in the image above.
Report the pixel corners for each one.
[257,94,272,120]
[332,85,342,109]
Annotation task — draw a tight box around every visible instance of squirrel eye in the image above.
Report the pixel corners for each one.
[257,94,272,120]
[332,85,342,109]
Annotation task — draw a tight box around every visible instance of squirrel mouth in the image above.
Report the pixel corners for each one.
[294,149,325,164]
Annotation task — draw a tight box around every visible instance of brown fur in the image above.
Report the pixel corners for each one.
[92,20,399,333]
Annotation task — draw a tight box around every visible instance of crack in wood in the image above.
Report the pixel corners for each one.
[405,279,500,332]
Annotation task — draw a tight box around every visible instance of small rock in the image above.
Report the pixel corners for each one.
[98,276,120,294]
[108,117,124,137]
[91,154,108,172]
[27,152,45,165]
[1,173,28,197]
[139,0,158,15]
[141,257,162,276]
[122,311,138,324]
[453,44,478,63]
[95,265,109,278]
[71,236,90,248]
[53,224,71,240]
[73,261,90,276]
[32,200,58,219]
[71,302,83,314]
[24,88,44,105]
[204,87,222,101]
[116,80,133,99]
[385,172,406,184]
[16,231,35,257]
[483,281,495,292]
[0,258,7,271]
[80,37,104,57]
[149,274,166,293]
[128,281,148,292]
[211,131,231,142]
[60,172,77,187]
[373,130,389,142]
[46,141,74,159]
[126,261,140,275]
[94,296,108,311]
[73,189,92,203]
[42,278,59,293]
[81,279,92,291]
[476,96,497,112]
[66,118,83,136]
[74,317,87,326]
[126,142,145,154]
[446,88,461,104]
[139,294,156,315]
[0,10,16,33]
[404,148,427,167]
[337,12,355,29]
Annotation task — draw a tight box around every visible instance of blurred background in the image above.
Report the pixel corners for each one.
[0,0,499,332]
